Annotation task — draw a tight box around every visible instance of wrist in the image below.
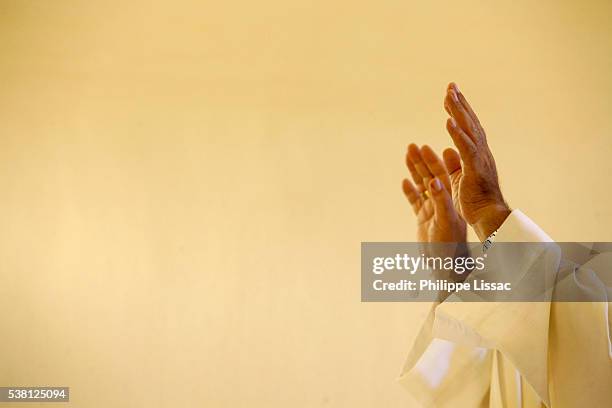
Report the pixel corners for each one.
[471,203,511,242]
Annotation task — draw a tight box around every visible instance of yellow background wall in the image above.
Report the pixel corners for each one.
[1,1,611,406]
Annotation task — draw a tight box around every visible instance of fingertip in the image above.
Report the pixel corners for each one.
[428,177,452,218]
[405,152,416,171]
[443,148,461,173]
[429,177,442,193]
[443,147,459,158]
[407,143,421,161]
[445,117,456,131]
[402,178,413,193]
[420,144,435,162]
[402,179,421,210]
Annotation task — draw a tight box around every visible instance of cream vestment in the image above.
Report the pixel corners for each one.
[399,210,612,407]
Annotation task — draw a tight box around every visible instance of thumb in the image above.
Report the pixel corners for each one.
[428,178,454,224]
[442,147,461,174]
[442,147,462,195]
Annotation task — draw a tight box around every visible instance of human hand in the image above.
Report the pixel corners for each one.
[402,144,467,243]
[443,82,511,241]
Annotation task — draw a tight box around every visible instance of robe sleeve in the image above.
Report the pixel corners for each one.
[399,209,612,407]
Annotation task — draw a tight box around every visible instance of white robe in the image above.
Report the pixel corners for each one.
[398,210,612,407]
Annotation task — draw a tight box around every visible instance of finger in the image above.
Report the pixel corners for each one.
[402,178,422,214]
[420,145,451,191]
[442,148,461,175]
[443,87,454,117]
[428,178,454,225]
[445,84,479,143]
[406,144,425,191]
[446,118,476,164]
[453,84,485,136]
[408,144,433,186]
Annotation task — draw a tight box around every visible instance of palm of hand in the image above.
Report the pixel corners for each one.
[403,144,467,243]
[448,165,503,227]
[417,198,466,243]
[415,198,435,243]
[448,169,469,224]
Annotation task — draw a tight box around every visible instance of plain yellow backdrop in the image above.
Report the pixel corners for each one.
[1,0,611,406]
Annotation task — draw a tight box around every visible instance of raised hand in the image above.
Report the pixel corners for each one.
[443,83,511,241]
[402,144,466,243]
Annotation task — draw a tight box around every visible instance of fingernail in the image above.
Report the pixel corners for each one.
[431,178,442,192]
[452,83,460,93]
[449,117,457,127]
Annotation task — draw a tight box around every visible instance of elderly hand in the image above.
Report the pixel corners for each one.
[402,144,467,243]
[443,83,511,241]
